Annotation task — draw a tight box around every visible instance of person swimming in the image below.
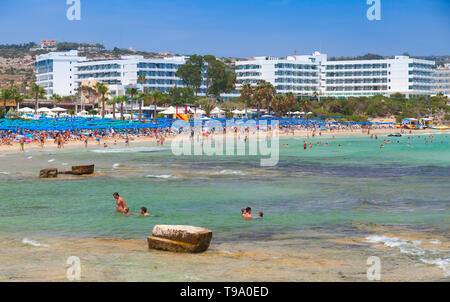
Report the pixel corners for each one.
[140,206,156,217]
[113,192,128,213]
[242,207,263,220]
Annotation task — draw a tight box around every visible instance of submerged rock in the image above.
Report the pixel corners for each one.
[39,168,58,178]
[71,165,95,175]
[147,225,212,253]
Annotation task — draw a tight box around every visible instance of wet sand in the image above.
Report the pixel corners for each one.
[1,224,448,282]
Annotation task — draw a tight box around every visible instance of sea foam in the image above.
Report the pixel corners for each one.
[145,174,173,179]
[215,169,246,176]
[22,238,50,247]
[91,147,167,154]
[366,235,450,276]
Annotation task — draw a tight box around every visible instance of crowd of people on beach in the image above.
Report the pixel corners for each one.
[0,120,400,152]
[0,127,173,151]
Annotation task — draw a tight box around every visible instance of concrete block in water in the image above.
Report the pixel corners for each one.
[147,225,212,253]
[39,168,58,178]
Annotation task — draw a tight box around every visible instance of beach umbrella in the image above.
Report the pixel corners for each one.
[210,107,224,115]
[51,107,68,113]
[160,106,177,115]
[18,107,34,113]
[37,107,51,113]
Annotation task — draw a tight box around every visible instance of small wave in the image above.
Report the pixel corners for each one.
[91,147,167,154]
[366,235,424,255]
[27,156,33,160]
[366,235,450,276]
[112,163,122,169]
[61,163,68,166]
[145,174,173,179]
[215,169,246,176]
[219,250,233,255]
[430,239,442,245]
[420,258,450,276]
[48,159,55,163]
[0,171,10,175]
[22,238,49,247]
[185,274,201,281]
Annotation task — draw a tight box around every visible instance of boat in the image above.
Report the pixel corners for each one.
[429,125,450,130]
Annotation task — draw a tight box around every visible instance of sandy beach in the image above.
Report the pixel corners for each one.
[1,127,441,155]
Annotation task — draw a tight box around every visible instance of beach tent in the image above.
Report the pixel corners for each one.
[37,107,51,113]
[18,107,34,113]
[51,107,67,113]
[210,107,224,115]
[232,109,245,115]
[160,106,177,115]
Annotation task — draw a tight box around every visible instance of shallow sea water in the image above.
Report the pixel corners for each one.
[0,133,449,281]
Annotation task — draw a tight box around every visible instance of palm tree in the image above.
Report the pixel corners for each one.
[118,95,127,121]
[285,92,297,116]
[300,97,311,114]
[77,85,96,111]
[31,84,46,114]
[312,90,320,101]
[1,88,13,109]
[95,82,109,118]
[136,92,146,123]
[137,75,146,88]
[240,84,253,119]
[126,88,138,120]
[107,96,121,120]
[254,81,275,119]
[197,97,216,117]
[261,82,276,115]
[270,94,287,117]
[148,90,166,122]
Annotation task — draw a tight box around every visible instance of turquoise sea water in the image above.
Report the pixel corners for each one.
[1,133,449,240]
[0,133,449,280]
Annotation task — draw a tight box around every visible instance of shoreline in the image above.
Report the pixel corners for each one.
[2,223,448,282]
[1,128,446,155]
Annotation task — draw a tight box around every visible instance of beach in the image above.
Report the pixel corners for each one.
[0,131,449,281]
[0,126,435,154]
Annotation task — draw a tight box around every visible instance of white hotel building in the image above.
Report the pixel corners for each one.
[235,53,325,98]
[35,51,218,99]
[236,53,436,99]
[323,56,435,98]
[434,64,450,97]
[36,51,436,100]
[74,55,195,97]
[35,50,86,97]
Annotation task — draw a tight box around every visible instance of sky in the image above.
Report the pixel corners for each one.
[0,0,449,58]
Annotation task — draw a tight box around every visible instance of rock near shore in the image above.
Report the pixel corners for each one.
[39,168,58,178]
[147,225,212,253]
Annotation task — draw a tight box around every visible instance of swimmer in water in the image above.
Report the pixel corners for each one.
[113,192,128,213]
[140,206,156,217]
[242,207,263,220]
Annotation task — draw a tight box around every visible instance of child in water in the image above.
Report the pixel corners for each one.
[242,207,263,220]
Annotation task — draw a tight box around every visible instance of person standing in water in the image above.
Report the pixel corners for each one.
[19,137,25,152]
[113,192,128,213]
